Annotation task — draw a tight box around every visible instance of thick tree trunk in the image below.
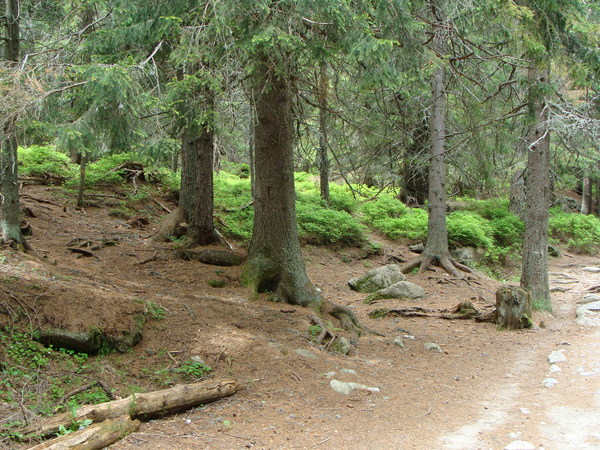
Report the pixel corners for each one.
[242,62,320,308]
[581,174,592,215]
[179,88,219,247]
[496,285,533,330]
[318,62,330,202]
[521,66,551,310]
[1,0,26,247]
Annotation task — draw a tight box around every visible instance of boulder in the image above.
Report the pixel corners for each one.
[364,281,426,304]
[329,379,380,396]
[450,246,486,265]
[348,264,405,293]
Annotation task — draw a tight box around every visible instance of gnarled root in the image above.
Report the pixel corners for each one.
[401,254,473,277]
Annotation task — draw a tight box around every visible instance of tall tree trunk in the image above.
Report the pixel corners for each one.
[521,66,551,310]
[179,88,218,247]
[241,62,320,308]
[581,174,592,215]
[1,0,26,247]
[420,53,457,275]
[318,62,330,202]
[76,153,87,208]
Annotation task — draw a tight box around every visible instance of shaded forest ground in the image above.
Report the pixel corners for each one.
[1,183,599,449]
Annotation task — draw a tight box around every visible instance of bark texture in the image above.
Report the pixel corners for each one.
[1,0,25,246]
[400,115,429,206]
[581,174,592,214]
[318,62,330,202]
[242,62,320,308]
[496,285,533,330]
[179,87,219,246]
[520,67,551,309]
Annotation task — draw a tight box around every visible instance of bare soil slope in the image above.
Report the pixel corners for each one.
[1,184,598,449]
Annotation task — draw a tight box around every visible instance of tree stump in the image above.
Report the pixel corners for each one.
[496,285,532,330]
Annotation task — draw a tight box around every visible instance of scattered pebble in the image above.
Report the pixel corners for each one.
[543,377,558,388]
[548,364,561,373]
[330,379,380,396]
[519,408,531,415]
[547,350,566,364]
[322,371,336,378]
[393,337,406,348]
[424,342,443,353]
[503,440,536,450]
[295,349,317,359]
[404,335,415,340]
[340,368,357,375]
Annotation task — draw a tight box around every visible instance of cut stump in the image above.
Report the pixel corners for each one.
[496,285,532,330]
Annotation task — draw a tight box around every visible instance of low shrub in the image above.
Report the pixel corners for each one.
[18,145,77,181]
[297,203,366,245]
[549,210,600,254]
[447,211,495,249]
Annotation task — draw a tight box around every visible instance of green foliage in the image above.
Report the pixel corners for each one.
[360,194,408,222]
[549,210,600,254]
[297,203,365,245]
[214,171,254,241]
[79,153,141,187]
[447,211,495,249]
[17,145,77,181]
[174,359,212,381]
[308,325,322,343]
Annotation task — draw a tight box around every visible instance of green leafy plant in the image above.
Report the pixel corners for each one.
[174,360,212,381]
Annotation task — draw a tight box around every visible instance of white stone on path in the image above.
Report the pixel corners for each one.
[547,350,566,364]
[330,379,380,395]
[583,266,600,273]
[543,377,558,388]
[503,440,536,450]
[548,364,561,373]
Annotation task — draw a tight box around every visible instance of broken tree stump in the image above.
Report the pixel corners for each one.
[495,285,532,330]
[27,415,140,450]
[21,378,239,439]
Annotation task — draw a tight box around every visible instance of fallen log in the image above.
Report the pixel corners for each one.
[22,378,239,439]
[27,415,139,450]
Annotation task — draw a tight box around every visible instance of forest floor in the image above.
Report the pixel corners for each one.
[2,183,600,449]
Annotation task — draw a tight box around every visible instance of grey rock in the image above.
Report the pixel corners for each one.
[364,281,426,304]
[393,337,406,348]
[295,349,317,359]
[553,195,579,212]
[348,264,406,293]
[329,379,380,396]
[543,377,558,387]
[191,355,206,365]
[424,342,443,353]
[503,440,536,450]
[340,368,356,375]
[583,266,600,273]
[335,337,352,355]
[548,364,561,373]
[409,243,424,253]
[547,350,566,364]
[323,371,336,378]
[451,246,486,265]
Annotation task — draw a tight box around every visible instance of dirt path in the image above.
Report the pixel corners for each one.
[6,186,600,450]
[437,258,600,450]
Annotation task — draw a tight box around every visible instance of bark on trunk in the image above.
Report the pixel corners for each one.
[318,62,330,202]
[496,285,533,330]
[76,153,88,208]
[242,61,320,308]
[420,25,456,276]
[1,0,25,246]
[179,87,219,247]
[520,66,551,310]
[581,174,592,215]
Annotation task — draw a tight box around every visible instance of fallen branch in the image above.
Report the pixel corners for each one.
[21,379,239,439]
[20,194,62,207]
[27,415,140,450]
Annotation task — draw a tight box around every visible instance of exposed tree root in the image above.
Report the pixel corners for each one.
[400,254,473,277]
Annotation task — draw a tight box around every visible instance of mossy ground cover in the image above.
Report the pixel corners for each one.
[16,145,600,258]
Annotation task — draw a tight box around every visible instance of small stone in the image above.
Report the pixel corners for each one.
[543,377,558,387]
[295,349,317,359]
[424,342,443,353]
[329,379,380,396]
[503,440,536,450]
[191,355,206,365]
[519,408,530,415]
[548,364,561,373]
[335,337,352,355]
[508,432,522,439]
[547,350,566,364]
[393,337,406,348]
[340,368,356,375]
[404,335,415,340]
[583,266,600,273]
[322,371,336,378]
